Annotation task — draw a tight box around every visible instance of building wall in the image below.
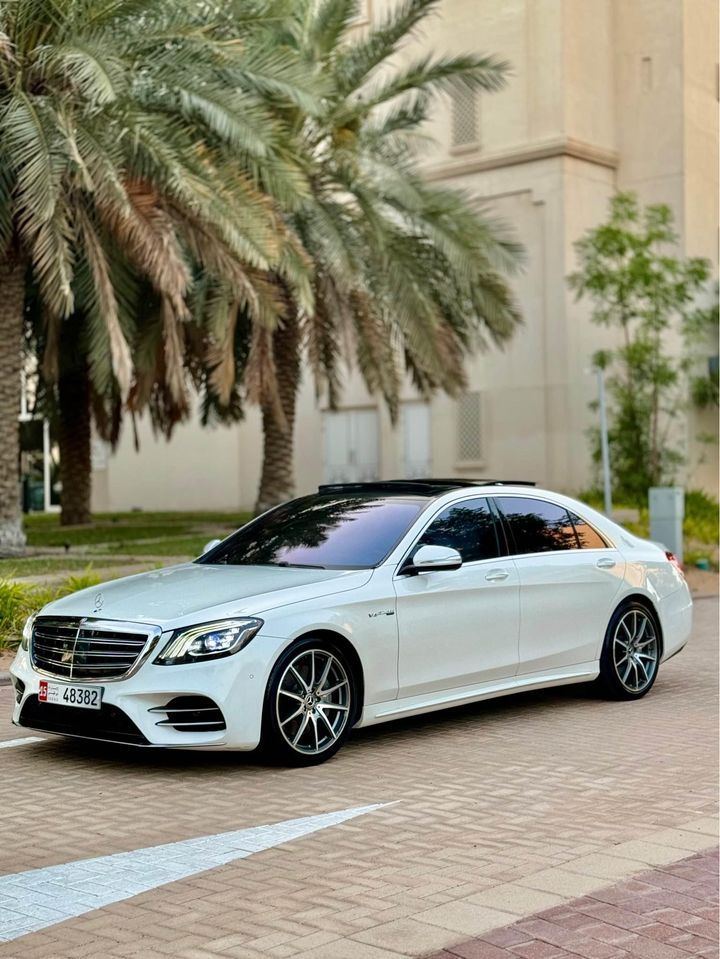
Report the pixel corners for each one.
[92,412,246,512]
[94,0,719,513]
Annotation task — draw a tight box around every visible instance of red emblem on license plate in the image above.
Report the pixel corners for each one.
[38,680,48,702]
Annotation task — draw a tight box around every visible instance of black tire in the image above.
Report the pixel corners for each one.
[596,600,661,700]
[260,637,356,766]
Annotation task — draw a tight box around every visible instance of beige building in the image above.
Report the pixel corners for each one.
[92,0,719,513]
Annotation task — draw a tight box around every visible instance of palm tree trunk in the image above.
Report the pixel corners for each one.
[255,308,301,514]
[58,360,92,526]
[0,256,27,556]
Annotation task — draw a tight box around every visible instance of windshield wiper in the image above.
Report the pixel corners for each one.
[274,561,326,570]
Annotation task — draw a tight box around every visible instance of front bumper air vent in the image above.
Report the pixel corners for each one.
[149,696,226,732]
[11,676,25,705]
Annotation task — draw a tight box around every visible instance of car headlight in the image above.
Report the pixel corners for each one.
[21,614,36,651]
[154,618,263,665]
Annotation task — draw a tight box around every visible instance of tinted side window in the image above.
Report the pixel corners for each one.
[418,499,501,563]
[496,497,579,554]
[570,511,608,549]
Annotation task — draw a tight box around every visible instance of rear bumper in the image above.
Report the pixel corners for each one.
[658,584,693,662]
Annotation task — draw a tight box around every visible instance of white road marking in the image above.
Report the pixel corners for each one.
[0,736,45,750]
[0,802,389,942]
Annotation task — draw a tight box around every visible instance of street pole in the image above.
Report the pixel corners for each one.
[596,366,612,517]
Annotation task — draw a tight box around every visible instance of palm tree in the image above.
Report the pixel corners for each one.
[0,0,316,543]
[206,0,524,512]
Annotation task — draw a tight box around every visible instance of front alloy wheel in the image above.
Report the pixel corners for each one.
[598,602,660,699]
[263,639,355,765]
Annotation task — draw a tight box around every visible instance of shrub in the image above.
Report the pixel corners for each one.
[0,580,34,647]
[0,567,103,651]
[684,489,719,544]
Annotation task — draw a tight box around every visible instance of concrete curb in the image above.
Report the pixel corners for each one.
[0,671,11,686]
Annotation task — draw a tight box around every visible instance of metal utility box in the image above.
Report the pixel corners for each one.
[648,487,685,563]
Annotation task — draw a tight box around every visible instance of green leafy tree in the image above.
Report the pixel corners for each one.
[202,0,524,512]
[568,192,710,505]
[0,0,316,543]
[686,284,719,411]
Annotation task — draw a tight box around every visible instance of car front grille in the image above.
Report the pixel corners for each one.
[31,617,154,681]
[19,695,149,745]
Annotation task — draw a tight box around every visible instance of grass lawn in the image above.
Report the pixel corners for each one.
[24,510,247,549]
[89,536,217,557]
[0,556,143,579]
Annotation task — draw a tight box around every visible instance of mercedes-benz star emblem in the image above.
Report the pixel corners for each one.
[93,592,104,613]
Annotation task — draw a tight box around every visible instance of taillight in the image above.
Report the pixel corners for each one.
[665,550,684,575]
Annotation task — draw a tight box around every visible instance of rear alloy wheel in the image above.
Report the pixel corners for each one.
[598,602,660,699]
[262,639,354,765]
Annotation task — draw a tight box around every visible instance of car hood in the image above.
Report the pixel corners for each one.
[40,563,372,628]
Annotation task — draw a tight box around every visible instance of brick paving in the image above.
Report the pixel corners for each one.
[429,848,718,959]
[0,597,716,958]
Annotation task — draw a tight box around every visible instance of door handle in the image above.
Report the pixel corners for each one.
[485,569,510,582]
[596,557,616,569]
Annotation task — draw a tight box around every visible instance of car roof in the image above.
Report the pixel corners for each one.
[317,479,537,498]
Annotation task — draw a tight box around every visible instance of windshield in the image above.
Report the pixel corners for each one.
[198,494,427,569]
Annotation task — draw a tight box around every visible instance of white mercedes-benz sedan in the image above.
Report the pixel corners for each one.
[10,480,692,765]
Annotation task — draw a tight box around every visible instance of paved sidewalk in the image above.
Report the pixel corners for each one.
[429,848,718,959]
[0,598,716,958]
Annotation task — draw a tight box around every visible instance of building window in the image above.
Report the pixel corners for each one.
[451,88,479,150]
[400,401,431,478]
[457,391,483,464]
[322,408,379,484]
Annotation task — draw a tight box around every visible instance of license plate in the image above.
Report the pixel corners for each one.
[38,680,103,710]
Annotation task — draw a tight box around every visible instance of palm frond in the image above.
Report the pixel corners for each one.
[334,0,439,94]
[161,294,188,409]
[360,52,510,114]
[302,0,358,60]
[206,299,238,405]
[96,181,191,320]
[76,206,133,396]
[2,92,59,227]
[244,324,284,424]
[38,39,126,104]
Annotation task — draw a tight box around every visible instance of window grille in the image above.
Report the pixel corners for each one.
[451,88,479,147]
[457,392,483,463]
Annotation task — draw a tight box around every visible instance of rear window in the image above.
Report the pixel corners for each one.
[200,494,426,569]
[495,496,579,554]
[570,512,609,549]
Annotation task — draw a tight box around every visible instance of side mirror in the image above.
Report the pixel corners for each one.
[405,544,462,575]
[202,538,222,556]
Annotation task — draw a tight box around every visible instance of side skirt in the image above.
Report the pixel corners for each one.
[357,663,599,728]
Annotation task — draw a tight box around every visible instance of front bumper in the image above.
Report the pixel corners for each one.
[9,633,286,751]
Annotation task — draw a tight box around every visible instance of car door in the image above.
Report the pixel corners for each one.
[393,497,520,698]
[493,496,626,674]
